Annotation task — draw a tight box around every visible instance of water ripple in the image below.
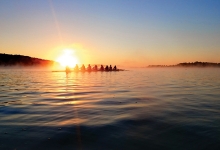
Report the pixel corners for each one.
[0,68,220,149]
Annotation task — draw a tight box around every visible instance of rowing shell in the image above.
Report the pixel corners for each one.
[52,69,125,72]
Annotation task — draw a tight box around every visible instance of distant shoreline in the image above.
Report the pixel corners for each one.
[1,53,220,68]
[148,61,220,68]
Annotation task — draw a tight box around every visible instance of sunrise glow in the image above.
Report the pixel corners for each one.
[56,49,79,68]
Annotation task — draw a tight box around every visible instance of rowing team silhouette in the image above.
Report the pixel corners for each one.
[66,64,118,72]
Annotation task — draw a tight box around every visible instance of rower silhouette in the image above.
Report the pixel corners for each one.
[100,65,104,71]
[87,64,91,71]
[81,64,86,71]
[113,65,117,71]
[74,64,79,71]
[65,66,71,72]
[105,65,109,71]
[109,65,112,71]
[93,65,98,71]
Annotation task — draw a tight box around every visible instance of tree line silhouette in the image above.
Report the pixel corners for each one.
[0,53,54,66]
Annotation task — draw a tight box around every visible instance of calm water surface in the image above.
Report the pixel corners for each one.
[0,68,220,150]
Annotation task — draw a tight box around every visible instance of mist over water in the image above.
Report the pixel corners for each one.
[0,68,220,150]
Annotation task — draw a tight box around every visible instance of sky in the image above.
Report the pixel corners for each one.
[0,0,220,67]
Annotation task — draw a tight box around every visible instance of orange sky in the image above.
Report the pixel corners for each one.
[0,1,220,67]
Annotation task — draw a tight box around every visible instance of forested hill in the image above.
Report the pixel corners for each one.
[0,53,55,67]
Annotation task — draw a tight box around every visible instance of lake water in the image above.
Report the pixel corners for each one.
[0,68,220,150]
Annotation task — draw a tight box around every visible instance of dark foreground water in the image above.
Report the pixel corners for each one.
[0,68,220,150]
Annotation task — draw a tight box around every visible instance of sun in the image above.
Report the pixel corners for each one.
[56,49,79,68]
